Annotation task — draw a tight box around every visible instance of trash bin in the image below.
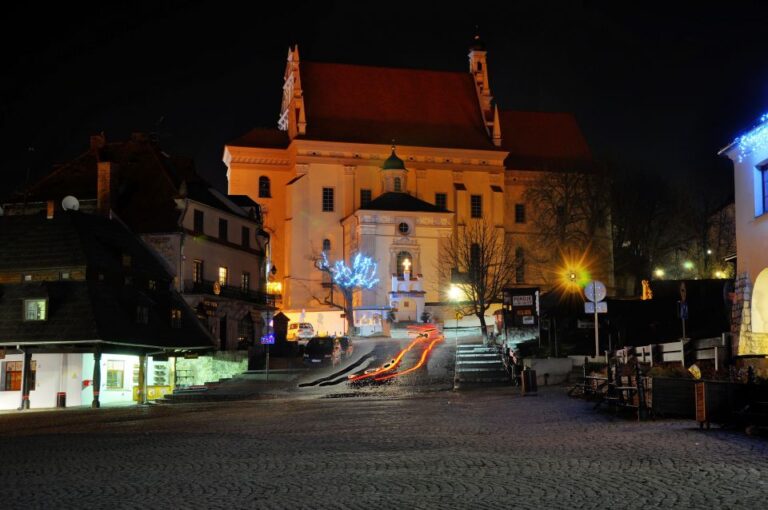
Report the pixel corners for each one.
[56,392,66,408]
[521,368,537,396]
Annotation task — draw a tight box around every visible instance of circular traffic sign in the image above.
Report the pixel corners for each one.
[584,280,606,302]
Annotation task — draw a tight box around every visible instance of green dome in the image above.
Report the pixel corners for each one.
[382,147,406,170]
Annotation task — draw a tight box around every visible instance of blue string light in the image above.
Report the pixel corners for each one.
[735,113,768,162]
[319,252,379,290]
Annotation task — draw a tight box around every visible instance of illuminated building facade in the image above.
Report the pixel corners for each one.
[225,40,613,331]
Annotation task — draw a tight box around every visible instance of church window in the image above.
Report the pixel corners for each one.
[470,243,481,274]
[515,247,525,283]
[396,251,412,277]
[398,222,410,235]
[259,176,271,198]
[322,188,335,212]
[515,204,526,224]
[471,195,483,218]
[360,189,372,207]
[323,239,331,252]
[435,193,447,210]
[394,177,402,192]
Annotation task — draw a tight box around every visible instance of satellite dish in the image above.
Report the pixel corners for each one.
[61,195,80,211]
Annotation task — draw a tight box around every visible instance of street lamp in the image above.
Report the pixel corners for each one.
[654,268,665,279]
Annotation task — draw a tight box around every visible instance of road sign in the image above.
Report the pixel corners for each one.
[678,301,689,320]
[584,281,606,302]
[584,301,608,314]
[260,334,275,345]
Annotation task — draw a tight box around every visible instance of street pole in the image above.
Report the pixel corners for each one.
[593,285,599,359]
[266,344,270,382]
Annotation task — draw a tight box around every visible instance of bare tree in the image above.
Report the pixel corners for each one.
[438,220,517,339]
[315,252,379,335]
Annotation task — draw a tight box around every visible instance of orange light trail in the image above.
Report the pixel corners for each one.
[347,335,424,382]
[373,336,443,381]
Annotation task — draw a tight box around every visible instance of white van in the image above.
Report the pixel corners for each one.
[287,322,315,345]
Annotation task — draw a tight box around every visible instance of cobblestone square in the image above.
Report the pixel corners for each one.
[1,387,767,509]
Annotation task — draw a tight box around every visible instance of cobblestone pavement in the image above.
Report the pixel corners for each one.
[1,386,767,509]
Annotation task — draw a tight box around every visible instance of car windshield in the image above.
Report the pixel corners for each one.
[306,338,334,354]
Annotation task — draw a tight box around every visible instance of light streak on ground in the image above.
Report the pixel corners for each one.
[348,325,444,384]
[373,336,443,381]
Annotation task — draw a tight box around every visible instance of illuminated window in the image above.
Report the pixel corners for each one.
[470,195,482,218]
[2,361,36,391]
[360,189,372,207]
[394,177,402,192]
[218,266,228,286]
[193,210,204,234]
[60,272,71,280]
[322,188,334,212]
[396,251,412,277]
[24,299,47,321]
[193,260,204,283]
[258,176,271,198]
[106,360,124,389]
[171,308,182,328]
[435,193,447,210]
[23,274,32,282]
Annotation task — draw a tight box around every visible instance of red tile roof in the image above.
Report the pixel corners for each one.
[299,62,498,151]
[229,128,290,149]
[499,110,592,170]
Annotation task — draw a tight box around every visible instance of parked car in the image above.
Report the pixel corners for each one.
[337,336,354,358]
[303,337,341,367]
[287,322,315,345]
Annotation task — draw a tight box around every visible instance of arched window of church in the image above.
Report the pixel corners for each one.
[394,177,402,192]
[258,176,271,198]
[470,243,481,275]
[396,251,412,277]
[322,239,331,252]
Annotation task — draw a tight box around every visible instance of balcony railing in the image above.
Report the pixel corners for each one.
[184,279,276,306]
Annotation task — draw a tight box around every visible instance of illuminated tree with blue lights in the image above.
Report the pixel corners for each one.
[316,252,379,334]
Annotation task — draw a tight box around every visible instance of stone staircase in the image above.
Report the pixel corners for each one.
[454,344,509,384]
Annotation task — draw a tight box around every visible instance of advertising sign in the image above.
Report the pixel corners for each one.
[502,287,539,327]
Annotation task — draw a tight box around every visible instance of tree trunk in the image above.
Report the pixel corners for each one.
[343,289,355,337]
[478,312,489,343]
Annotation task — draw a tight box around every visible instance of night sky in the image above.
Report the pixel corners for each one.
[3,0,768,201]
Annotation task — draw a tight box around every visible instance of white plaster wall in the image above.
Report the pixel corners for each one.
[0,354,84,411]
[80,354,140,405]
[732,149,768,291]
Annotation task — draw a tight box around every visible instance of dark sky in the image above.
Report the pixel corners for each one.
[3,0,768,201]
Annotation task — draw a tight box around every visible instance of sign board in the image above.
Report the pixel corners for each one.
[260,334,275,345]
[0,348,5,360]
[584,281,606,302]
[577,319,595,329]
[584,301,607,314]
[502,287,539,328]
[678,301,689,320]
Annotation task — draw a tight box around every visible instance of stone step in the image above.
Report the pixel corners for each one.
[456,353,500,359]
[456,359,505,365]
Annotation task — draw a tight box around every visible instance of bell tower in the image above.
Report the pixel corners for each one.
[468,32,494,131]
[381,145,408,193]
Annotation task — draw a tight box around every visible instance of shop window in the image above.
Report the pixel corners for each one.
[106,360,125,389]
[24,299,47,321]
[2,361,36,391]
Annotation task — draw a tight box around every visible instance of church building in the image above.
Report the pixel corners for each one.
[224,38,612,333]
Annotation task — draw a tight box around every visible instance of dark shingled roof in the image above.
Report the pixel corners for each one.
[359,192,450,213]
[0,211,214,352]
[7,135,256,234]
[499,110,593,171]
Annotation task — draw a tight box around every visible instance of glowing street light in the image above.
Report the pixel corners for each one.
[714,270,725,279]
[448,285,462,302]
[654,268,665,278]
[683,260,694,271]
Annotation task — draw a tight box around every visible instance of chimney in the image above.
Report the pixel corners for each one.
[90,133,106,151]
[46,200,55,219]
[97,161,117,216]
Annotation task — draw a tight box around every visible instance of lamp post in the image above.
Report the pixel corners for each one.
[448,285,462,389]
